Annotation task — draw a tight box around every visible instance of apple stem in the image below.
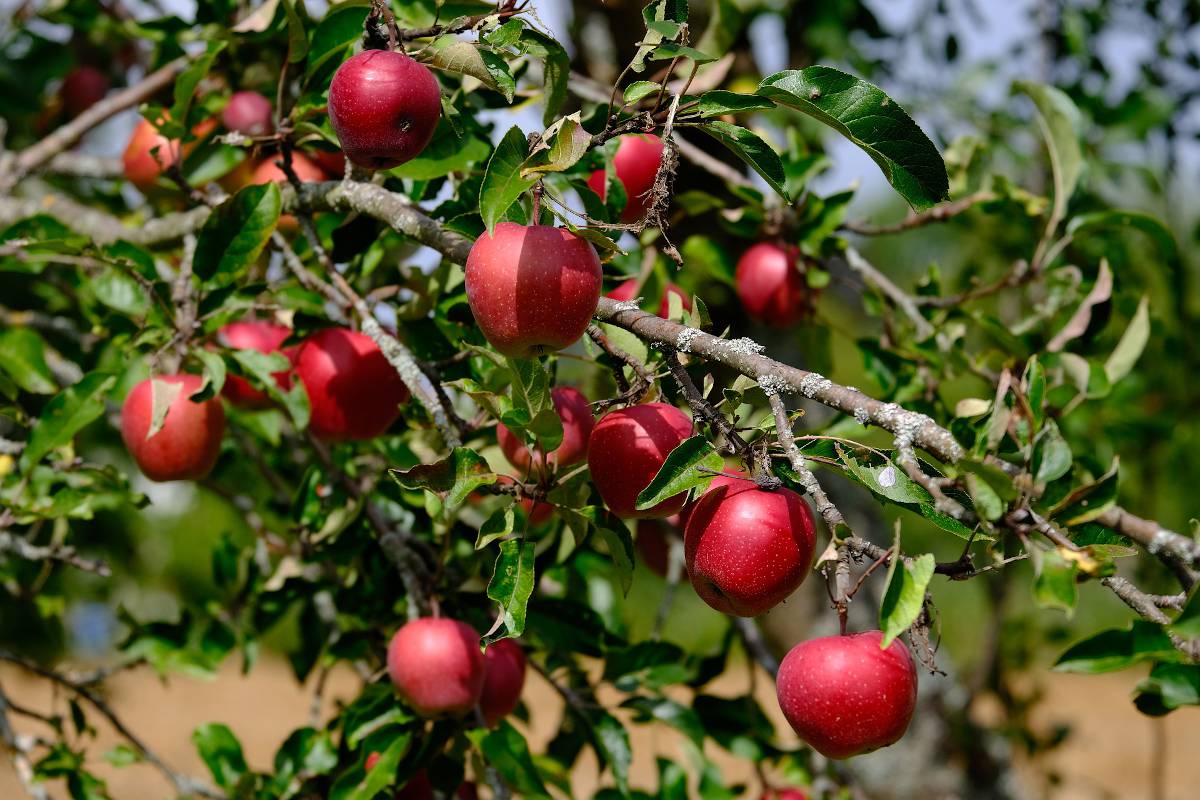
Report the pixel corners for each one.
[531,181,544,224]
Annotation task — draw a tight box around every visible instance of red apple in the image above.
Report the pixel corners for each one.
[735,242,808,327]
[480,638,526,726]
[61,66,108,117]
[587,403,693,518]
[250,151,327,185]
[251,152,329,230]
[294,327,410,440]
[496,387,594,473]
[328,50,441,170]
[310,148,347,178]
[457,784,479,800]
[606,279,690,318]
[122,116,216,191]
[684,475,816,616]
[762,790,810,800]
[465,223,603,358]
[776,631,918,759]
[221,90,273,136]
[120,374,225,481]
[587,133,664,222]
[491,476,554,526]
[387,617,485,718]
[217,321,292,409]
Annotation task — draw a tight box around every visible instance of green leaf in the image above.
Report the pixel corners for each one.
[193,183,281,282]
[1014,81,1083,220]
[1135,664,1200,716]
[622,696,704,747]
[1104,295,1150,384]
[282,0,308,63]
[631,0,689,73]
[879,539,934,648]
[91,266,152,318]
[757,67,948,210]
[1049,459,1119,525]
[1066,210,1178,262]
[20,372,116,470]
[477,505,517,550]
[231,349,309,430]
[522,113,591,177]
[191,723,247,790]
[696,90,775,118]
[390,448,496,511]
[103,744,141,768]
[487,539,536,638]
[305,3,369,80]
[0,328,57,394]
[591,711,632,795]
[147,377,183,439]
[516,30,569,125]
[694,121,789,200]
[427,37,515,101]
[479,126,539,234]
[635,435,722,510]
[389,125,491,180]
[330,731,411,800]
[192,349,227,400]
[597,515,636,596]
[168,42,227,132]
[604,642,695,691]
[1033,419,1073,484]
[624,81,662,103]
[467,721,550,797]
[836,446,932,505]
[964,472,1004,521]
[1055,621,1184,674]
[1033,549,1078,615]
[916,503,983,540]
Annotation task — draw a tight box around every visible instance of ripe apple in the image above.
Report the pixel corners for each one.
[587,133,664,222]
[496,387,594,473]
[250,151,327,186]
[217,321,292,409]
[310,148,347,178]
[60,66,108,117]
[735,242,809,327]
[684,475,816,616]
[221,90,273,136]
[293,327,410,440]
[480,638,526,726]
[606,279,690,318]
[587,403,693,518]
[387,617,485,717]
[328,50,441,169]
[763,790,810,800]
[465,223,603,358]
[122,116,216,191]
[251,152,329,230]
[121,374,225,482]
[776,631,918,759]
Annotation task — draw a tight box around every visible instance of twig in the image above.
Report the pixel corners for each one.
[662,349,748,460]
[841,191,996,236]
[766,392,845,531]
[0,681,48,800]
[842,247,934,339]
[0,530,111,576]
[732,617,779,677]
[0,652,226,799]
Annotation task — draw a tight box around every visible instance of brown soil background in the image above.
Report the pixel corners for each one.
[2,656,1198,799]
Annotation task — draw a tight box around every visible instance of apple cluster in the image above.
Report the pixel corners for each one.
[121,323,410,481]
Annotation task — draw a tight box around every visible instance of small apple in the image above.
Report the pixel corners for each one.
[121,374,225,482]
[250,151,327,186]
[122,116,216,191]
[587,133,664,222]
[587,403,693,518]
[735,242,808,327]
[496,387,594,473]
[293,327,410,440]
[387,617,485,717]
[251,152,329,230]
[480,638,526,726]
[684,475,816,616]
[216,321,292,409]
[465,223,603,358]
[221,90,273,136]
[60,66,108,117]
[776,631,918,759]
[328,50,441,169]
[762,790,810,800]
[606,279,690,318]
